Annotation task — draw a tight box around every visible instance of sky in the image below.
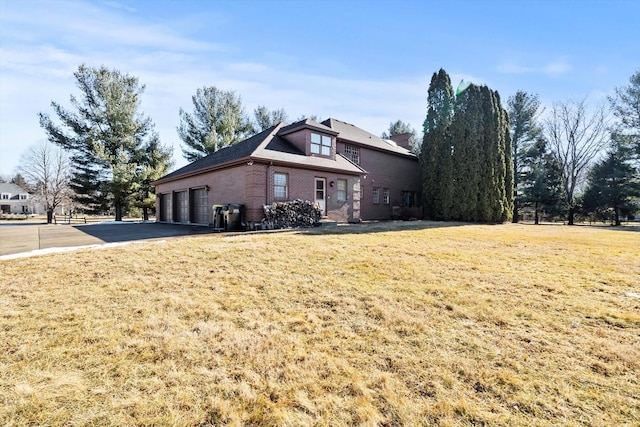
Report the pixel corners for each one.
[1,0,638,176]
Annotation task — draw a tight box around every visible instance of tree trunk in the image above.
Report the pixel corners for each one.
[512,199,519,223]
[534,201,539,225]
[567,206,575,225]
[115,203,123,221]
[614,206,620,226]
[143,207,149,221]
[46,209,53,224]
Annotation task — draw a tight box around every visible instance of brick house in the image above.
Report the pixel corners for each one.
[152,118,422,226]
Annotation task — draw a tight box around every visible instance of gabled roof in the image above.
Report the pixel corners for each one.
[278,118,338,136]
[155,125,277,183]
[154,120,365,184]
[322,118,416,158]
[0,183,29,197]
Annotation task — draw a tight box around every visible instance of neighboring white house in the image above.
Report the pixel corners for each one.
[0,183,36,214]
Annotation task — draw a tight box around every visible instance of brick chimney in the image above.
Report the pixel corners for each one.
[389,132,412,150]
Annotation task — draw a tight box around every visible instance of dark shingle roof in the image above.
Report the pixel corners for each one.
[155,125,280,183]
[264,135,305,154]
[153,118,371,185]
[278,118,338,136]
[322,118,416,157]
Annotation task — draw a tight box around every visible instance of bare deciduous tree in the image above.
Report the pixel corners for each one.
[18,140,72,223]
[543,98,610,225]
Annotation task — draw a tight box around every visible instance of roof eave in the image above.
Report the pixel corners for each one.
[152,157,253,186]
[338,137,418,159]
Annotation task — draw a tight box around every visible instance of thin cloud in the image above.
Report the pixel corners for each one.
[1,0,223,54]
[497,59,572,76]
[542,60,572,76]
[101,0,137,13]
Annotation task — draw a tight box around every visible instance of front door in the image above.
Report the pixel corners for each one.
[315,178,326,216]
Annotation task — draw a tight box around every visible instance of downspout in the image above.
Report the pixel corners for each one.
[266,161,272,205]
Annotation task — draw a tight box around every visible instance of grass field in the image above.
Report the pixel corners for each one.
[1,222,639,426]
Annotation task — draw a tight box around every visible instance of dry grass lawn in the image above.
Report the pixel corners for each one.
[1,222,639,426]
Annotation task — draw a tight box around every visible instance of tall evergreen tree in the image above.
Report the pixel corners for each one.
[253,105,288,132]
[449,85,512,222]
[450,84,482,220]
[582,137,639,225]
[421,69,455,220]
[134,137,173,221]
[609,70,640,158]
[10,173,31,192]
[382,120,414,138]
[39,64,169,221]
[178,86,253,162]
[382,120,421,154]
[422,70,512,222]
[507,91,543,222]
[520,139,564,224]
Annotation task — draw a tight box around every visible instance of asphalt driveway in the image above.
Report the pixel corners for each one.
[0,222,217,257]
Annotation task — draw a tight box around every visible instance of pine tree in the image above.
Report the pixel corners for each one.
[520,139,563,224]
[39,65,170,221]
[609,70,640,158]
[507,92,543,222]
[582,138,639,225]
[178,86,253,162]
[253,106,288,132]
[134,136,172,221]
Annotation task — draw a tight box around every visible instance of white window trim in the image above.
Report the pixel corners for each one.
[383,188,390,205]
[336,179,347,202]
[274,173,288,199]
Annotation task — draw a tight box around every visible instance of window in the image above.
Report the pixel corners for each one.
[401,191,417,207]
[372,187,380,204]
[336,179,347,202]
[1,194,8,200]
[344,145,360,164]
[383,188,390,204]
[20,194,28,200]
[274,173,288,198]
[311,133,332,156]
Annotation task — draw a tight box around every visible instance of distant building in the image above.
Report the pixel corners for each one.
[0,183,33,214]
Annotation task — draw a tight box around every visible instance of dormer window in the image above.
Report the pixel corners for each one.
[311,133,332,156]
[20,194,28,200]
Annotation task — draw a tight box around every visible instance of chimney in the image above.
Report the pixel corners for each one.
[389,132,412,150]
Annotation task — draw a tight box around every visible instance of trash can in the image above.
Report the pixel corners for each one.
[212,205,224,230]
[223,204,244,231]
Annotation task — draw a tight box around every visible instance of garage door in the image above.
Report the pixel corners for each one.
[191,188,208,224]
[159,193,172,222]
[175,191,188,223]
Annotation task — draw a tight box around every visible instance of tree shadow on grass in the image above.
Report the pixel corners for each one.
[296,220,474,236]
[520,221,640,233]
